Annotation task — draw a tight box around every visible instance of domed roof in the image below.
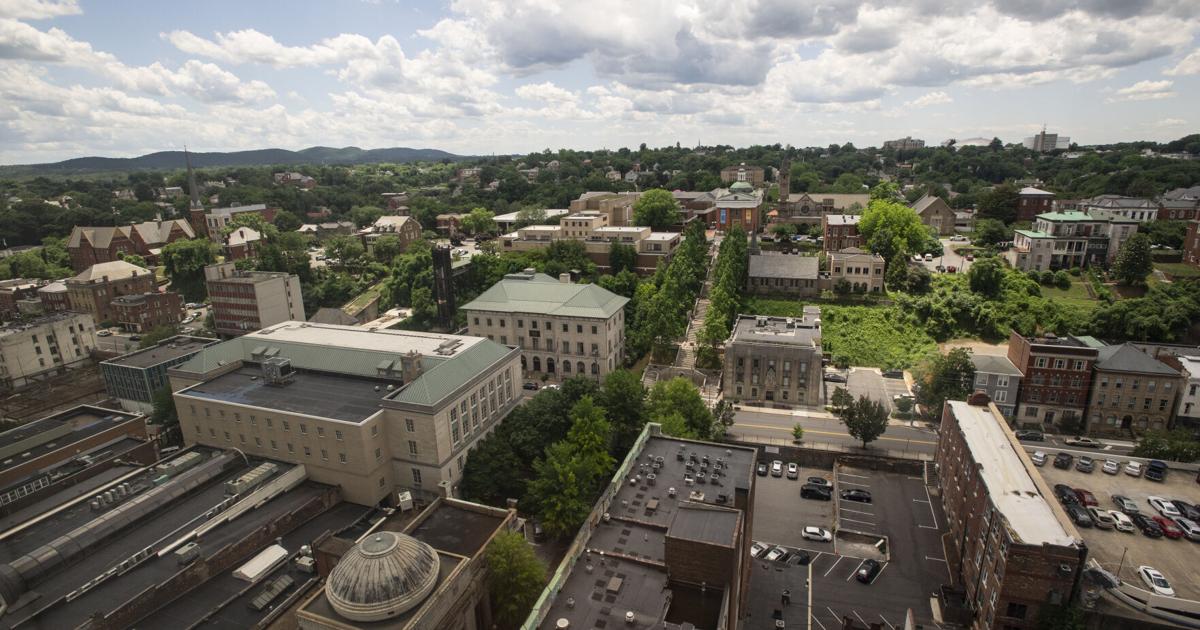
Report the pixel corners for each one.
[326,531,440,622]
[729,181,753,192]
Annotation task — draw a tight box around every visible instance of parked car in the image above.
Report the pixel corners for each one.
[1074,488,1098,507]
[1131,513,1164,538]
[1054,484,1080,505]
[1075,456,1095,473]
[946,266,957,273]
[801,484,832,501]
[1125,461,1143,477]
[856,559,882,584]
[806,476,832,488]
[950,235,968,242]
[823,372,848,383]
[1014,430,1044,442]
[1146,460,1168,482]
[1173,517,1200,542]
[756,462,768,476]
[924,253,934,262]
[802,526,833,542]
[1066,504,1094,528]
[840,489,872,503]
[1109,510,1136,533]
[1065,436,1102,448]
[522,381,540,391]
[1139,566,1175,597]
[97,330,112,337]
[1088,507,1115,529]
[128,335,141,341]
[751,542,767,558]
[1153,516,1185,539]
[1030,451,1047,467]
[935,265,946,273]
[1053,452,1074,469]
[1112,495,1139,514]
[181,315,195,324]
[770,460,784,477]
[1148,496,1181,518]
[1171,499,1200,523]
[786,463,799,480]
[788,550,812,566]
[965,254,975,261]
[532,520,546,542]
[1101,460,1120,475]
[765,546,786,561]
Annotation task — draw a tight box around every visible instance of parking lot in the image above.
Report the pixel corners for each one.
[827,368,911,414]
[748,457,949,629]
[1035,456,1200,601]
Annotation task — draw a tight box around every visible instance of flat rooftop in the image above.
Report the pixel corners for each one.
[731,311,822,347]
[407,502,506,557]
[104,336,216,369]
[248,321,484,357]
[948,400,1076,547]
[0,406,139,463]
[539,435,755,630]
[180,365,388,423]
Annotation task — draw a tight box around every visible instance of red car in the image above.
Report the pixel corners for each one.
[1074,488,1098,507]
[1153,515,1184,539]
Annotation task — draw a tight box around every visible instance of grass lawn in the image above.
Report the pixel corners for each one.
[1040,279,1102,310]
[742,297,937,369]
[1155,262,1200,279]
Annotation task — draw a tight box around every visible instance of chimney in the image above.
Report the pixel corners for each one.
[559,273,571,284]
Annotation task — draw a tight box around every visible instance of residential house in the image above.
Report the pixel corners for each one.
[358,215,423,253]
[911,195,956,236]
[1006,212,1136,271]
[223,227,261,261]
[1008,331,1100,429]
[827,248,885,293]
[201,203,278,241]
[273,172,316,188]
[1174,354,1200,429]
[1086,343,1184,436]
[969,354,1022,418]
[1078,195,1158,223]
[65,260,158,324]
[822,214,862,251]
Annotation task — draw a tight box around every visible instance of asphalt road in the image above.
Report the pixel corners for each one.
[731,407,939,455]
[918,237,975,275]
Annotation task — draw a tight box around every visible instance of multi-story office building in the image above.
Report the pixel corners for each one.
[969,354,1022,418]
[110,291,183,332]
[1023,130,1070,152]
[822,214,862,251]
[168,321,522,504]
[65,260,157,324]
[204,262,305,337]
[462,271,627,381]
[883,136,925,150]
[0,312,97,389]
[723,310,823,407]
[499,216,681,274]
[936,396,1086,629]
[100,335,217,412]
[1008,331,1100,429]
[1086,343,1184,436]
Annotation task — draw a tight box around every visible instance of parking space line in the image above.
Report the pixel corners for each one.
[840,507,874,516]
[926,556,947,562]
[823,556,844,577]
[812,614,827,630]
[922,482,939,529]
[913,498,930,504]
[870,561,889,584]
[826,607,840,624]
[907,476,923,481]
[838,480,871,487]
[840,472,870,479]
[839,516,876,526]
[854,611,870,627]
[845,559,866,581]
[880,614,896,630]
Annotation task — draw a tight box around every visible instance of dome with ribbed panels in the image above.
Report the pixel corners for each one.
[326,531,440,622]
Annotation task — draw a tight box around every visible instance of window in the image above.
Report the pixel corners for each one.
[317,426,325,438]
[975,374,988,387]
[577,324,583,333]
[375,447,381,461]
[994,390,1007,403]
[408,440,419,455]
[209,427,216,437]
[254,437,261,446]
[591,325,597,334]
[561,323,568,332]
[1054,359,1065,370]
[320,449,328,461]
[304,446,312,457]
[517,319,524,328]
[335,430,343,441]
[473,317,479,325]
[234,413,241,423]
[500,319,505,327]
[996,376,1009,388]
[339,453,347,464]
[288,443,295,453]
[1035,357,1047,368]
[1074,360,1085,370]
[224,431,231,441]
[266,418,273,428]
[283,420,290,431]
[1005,603,1028,620]
[299,423,308,435]
[271,440,277,450]
[1025,406,1039,417]
[412,468,423,485]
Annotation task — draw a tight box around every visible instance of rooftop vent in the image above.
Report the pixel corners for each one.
[434,339,463,356]
[261,356,294,385]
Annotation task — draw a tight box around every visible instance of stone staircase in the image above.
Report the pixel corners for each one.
[675,296,710,370]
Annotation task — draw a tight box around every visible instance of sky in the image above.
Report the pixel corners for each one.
[1,0,1198,165]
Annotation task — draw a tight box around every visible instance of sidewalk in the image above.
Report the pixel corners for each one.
[733,405,835,420]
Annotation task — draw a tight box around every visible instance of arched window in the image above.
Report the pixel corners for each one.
[563,361,571,373]
[591,362,599,375]
[577,361,585,374]
[547,358,556,373]
[532,357,541,372]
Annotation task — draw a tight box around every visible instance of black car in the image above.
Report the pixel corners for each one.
[522,381,540,391]
[806,476,832,488]
[1053,452,1074,469]
[1131,513,1164,538]
[1171,499,1200,522]
[856,559,882,583]
[1065,504,1094,528]
[823,373,848,383]
[1014,430,1044,442]
[801,484,832,500]
[756,462,769,477]
[840,489,872,503]
[787,550,812,566]
[1053,484,1080,505]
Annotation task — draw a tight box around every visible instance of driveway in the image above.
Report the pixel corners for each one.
[919,237,975,275]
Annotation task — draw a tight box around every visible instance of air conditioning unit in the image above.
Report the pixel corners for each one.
[397,490,414,512]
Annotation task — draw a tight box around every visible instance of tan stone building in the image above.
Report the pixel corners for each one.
[723,309,823,407]
[498,215,681,274]
[568,191,642,226]
[720,162,765,187]
[462,271,628,381]
[0,311,97,389]
[911,194,957,236]
[1086,343,1184,436]
[65,260,158,324]
[169,321,522,504]
[828,247,886,293]
[775,193,869,226]
[358,215,423,253]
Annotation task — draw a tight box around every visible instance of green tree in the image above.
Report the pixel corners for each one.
[632,188,681,230]
[858,198,929,260]
[1132,429,1200,462]
[609,241,638,275]
[1111,232,1153,286]
[600,369,647,455]
[161,238,217,302]
[272,210,303,233]
[648,377,714,440]
[485,531,546,630]
[792,423,805,441]
[830,386,853,414]
[840,395,889,448]
[461,207,498,235]
[977,182,1019,224]
[967,257,1005,297]
[1139,220,1187,249]
[370,234,404,264]
[972,218,1012,246]
[513,207,548,229]
[915,348,976,419]
[116,251,149,268]
[1035,605,1085,630]
[324,234,366,268]
[349,205,386,228]
[148,385,178,426]
[138,324,178,349]
[529,396,615,537]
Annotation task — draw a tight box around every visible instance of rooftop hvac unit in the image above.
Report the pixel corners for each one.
[294,555,315,574]
[174,542,200,565]
[397,490,414,512]
[261,357,294,385]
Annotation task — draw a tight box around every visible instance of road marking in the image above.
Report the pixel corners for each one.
[839,516,876,526]
[823,556,844,577]
[812,614,827,630]
[846,559,866,581]
[926,556,947,562]
[870,562,889,584]
[922,481,939,529]
[913,499,930,504]
[919,525,938,529]
[854,611,870,627]
[839,472,870,479]
[733,422,937,445]
[826,607,840,624]
[838,480,871,487]
[907,476,924,480]
[880,615,896,630]
[840,507,875,516]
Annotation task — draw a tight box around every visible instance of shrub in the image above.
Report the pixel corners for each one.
[1054,270,1071,289]
[1039,270,1055,285]
[1069,266,1081,276]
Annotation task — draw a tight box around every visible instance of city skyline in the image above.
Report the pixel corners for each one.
[1,0,1198,164]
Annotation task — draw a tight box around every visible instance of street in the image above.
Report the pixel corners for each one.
[730,406,939,455]
[918,237,975,274]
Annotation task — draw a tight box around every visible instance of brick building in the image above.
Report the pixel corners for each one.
[1086,343,1184,436]
[911,194,957,236]
[720,162,765,187]
[0,279,39,321]
[200,203,278,241]
[712,182,764,233]
[936,396,1086,629]
[775,193,868,227]
[568,191,642,226]
[357,215,423,254]
[0,404,151,490]
[822,214,862,251]
[67,220,194,271]
[1008,331,1101,429]
[1016,187,1055,223]
[35,282,68,313]
[110,291,184,332]
[65,260,157,324]
[203,262,305,337]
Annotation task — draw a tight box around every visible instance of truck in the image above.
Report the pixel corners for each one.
[1146,459,1168,482]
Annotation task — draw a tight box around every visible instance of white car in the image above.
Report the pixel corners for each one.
[786,463,799,479]
[923,253,934,262]
[1138,566,1175,597]
[1148,496,1181,518]
[1101,460,1120,475]
[1174,517,1200,542]
[1030,451,1047,467]
[764,546,786,561]
[771,460,784,477]
[97,330,112,337]
[182,315,195,324]
[1088,507,1115,529]
[1109,510,1135,533]
[750,542,767,558]
[1125,462,1143,477]
[801,527,833,542]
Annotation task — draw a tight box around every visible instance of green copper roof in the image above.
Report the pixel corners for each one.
[387,340,515,406]
[461,272,628,319]
[1014,229,1052,239]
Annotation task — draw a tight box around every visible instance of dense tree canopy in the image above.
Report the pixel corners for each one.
[632,188,681,230]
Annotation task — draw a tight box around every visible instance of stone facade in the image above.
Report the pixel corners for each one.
[827,248,885,293]
[0,312,98,389]
[723,310,823,408]
[911,195,957,236]
[1085,343,1184,436]
[720,163,765,187]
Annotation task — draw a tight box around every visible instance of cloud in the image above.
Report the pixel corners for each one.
[907,91,953,107]
[1108,79,1175,101]
[1164,48,1200,75]
[0,0,79,20]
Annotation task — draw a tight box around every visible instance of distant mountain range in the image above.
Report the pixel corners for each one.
[0,146,466,176]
